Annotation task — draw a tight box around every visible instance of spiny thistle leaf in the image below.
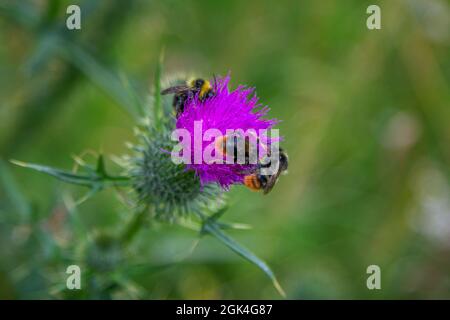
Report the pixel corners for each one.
[10,158,131,205]
[0,159,32,219]
[208,205,228,221]
[200,205,252,231]
[212,220,252,231]
[96,154,107,176]
[119,71,146,119]
[60,40,142,119]
[200,217,286,298]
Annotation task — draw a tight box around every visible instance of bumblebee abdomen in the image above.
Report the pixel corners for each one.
[244,174,261,191]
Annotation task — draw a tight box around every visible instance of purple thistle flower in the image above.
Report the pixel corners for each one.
[175,75,279,189]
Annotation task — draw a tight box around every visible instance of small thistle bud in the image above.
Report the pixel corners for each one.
[85,232,122,272]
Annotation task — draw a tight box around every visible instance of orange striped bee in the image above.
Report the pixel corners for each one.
[243,148,288,194]
[214,134,288,194]
[214,134,249,163]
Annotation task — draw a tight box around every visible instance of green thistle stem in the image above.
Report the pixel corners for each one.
[120,206,149,245]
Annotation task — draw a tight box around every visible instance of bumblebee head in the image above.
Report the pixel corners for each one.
[279,149,289,172]
[188,78,213,99]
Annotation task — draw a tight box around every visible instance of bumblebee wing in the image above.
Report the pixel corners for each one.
[161,85,191,95]
[240,168,255,175]
[263,172,282,194]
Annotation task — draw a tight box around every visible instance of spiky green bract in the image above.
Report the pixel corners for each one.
[128,123,224,221]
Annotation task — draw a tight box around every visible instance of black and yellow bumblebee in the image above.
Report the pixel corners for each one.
[243,148,288,194]
[161,78,214,117]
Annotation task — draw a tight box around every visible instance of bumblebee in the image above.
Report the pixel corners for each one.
[214,134,288,194]
[214,132,266,164]
[161,78,214,117]
[243,148,289,194]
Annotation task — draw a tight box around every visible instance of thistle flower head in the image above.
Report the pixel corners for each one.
[176,75,279,189]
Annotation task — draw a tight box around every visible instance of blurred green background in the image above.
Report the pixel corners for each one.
[1,0,449,299]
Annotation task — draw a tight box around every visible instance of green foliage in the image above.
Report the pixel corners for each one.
[8,51,285,297]
[1,0,449,299]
